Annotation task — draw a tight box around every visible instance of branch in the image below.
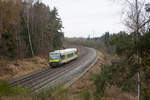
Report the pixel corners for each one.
[139,18,150,29]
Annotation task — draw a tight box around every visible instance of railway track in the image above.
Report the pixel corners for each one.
[8,47,97,92]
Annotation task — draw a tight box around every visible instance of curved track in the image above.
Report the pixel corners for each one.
[8,46,97,92]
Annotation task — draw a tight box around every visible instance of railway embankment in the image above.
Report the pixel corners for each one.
[0,57,49,80]
[69,51,104,99]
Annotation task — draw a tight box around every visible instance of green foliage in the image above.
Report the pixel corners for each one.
[100,32,110,46]
[34,84,69,100]
[142,87,149,100]
[0,80,30,96]
[90,65,112,99]
[138,32,150,69]
[0,80,13,96]
[91,59,138,99]
[80,90,90,100]
[0,81,71,100]
[90,31,142,99]
[109,31,134,56]
[53,31,64,49]
[93,31,150,99]
[12,85,30,96]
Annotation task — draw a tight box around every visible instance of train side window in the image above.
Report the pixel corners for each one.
[68,53,73,58]
[68,54,71,58]
[61,55,65,60]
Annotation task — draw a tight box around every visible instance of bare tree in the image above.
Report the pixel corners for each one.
[114,0,150,99]
[121,0,150,100]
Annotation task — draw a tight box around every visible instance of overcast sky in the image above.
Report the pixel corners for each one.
[43,0,126,38]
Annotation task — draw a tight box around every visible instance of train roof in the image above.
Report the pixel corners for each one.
[50,48,77,55]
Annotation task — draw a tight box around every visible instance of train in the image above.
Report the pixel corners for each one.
[49,48,78,67]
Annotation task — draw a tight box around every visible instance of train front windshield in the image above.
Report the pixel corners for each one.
[50,53,60,60]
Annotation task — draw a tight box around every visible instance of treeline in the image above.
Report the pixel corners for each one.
[90,31,150,99]
[0,0,64,59]
[66,32,114,54]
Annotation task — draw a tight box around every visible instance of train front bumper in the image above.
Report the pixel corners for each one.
[49,59,60,67]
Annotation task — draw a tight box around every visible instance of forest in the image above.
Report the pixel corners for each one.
[0,0,64,60]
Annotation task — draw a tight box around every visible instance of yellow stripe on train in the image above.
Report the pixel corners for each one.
[50,59,59,62]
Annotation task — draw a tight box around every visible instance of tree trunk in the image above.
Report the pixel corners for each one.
[137,72,141,100]
[27,7,34,57]
[27,23,34,56]
[135,0,141,100]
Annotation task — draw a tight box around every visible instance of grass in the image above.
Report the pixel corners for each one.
[0,78,125,100]
[0,81,72,100]
[80,90,90,100]
[0,80,30,96]
[0,81,93,100]
[34,84,69,100]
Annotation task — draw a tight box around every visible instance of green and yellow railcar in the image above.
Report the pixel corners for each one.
[49,48,78,67]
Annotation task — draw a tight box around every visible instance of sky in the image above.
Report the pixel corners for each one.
[43,0,126,38]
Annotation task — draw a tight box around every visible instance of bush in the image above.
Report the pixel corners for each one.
[80,90,90,100]
[34,84,69,100]
[90,65,112,100]
[0,80,30,96]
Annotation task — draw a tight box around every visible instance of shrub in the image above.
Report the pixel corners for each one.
[80,90,90,100]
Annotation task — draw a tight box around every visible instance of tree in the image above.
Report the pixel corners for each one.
[0,0,64,59]
[0,0,21,59]
[121,0,150,99]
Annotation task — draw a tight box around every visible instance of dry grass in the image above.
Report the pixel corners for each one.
[105,86,137,100]
[0,57,49,80]
[0,96,32,100]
